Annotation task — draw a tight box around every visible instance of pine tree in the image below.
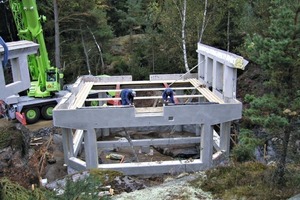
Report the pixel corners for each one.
[244,0,300,186]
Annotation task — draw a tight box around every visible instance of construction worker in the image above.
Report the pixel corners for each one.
[120,89,136,105]
[162,88,175,103]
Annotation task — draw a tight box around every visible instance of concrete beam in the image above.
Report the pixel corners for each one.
[94,137,201,148]
[197,43,248,70]
[97,159,206,175]
[53,103,242,129]
[150,73,197,81]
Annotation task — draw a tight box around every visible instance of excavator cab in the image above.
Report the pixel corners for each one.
[46,69,62,92]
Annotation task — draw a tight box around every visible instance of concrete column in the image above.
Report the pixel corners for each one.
[220,122,231,157]
[200,124,213,168]
[195,124,201,136]
[212,60,217,90]
[174,125,183,132]
[96,128,110,138]
[99,92,105,106]
[84,128,98,169]
[0,61,5,88]
[95,128,102,138]
[223,66,237,102]
[198,54,206,79]
[205,58,213,87]
[102,128,110,137]
[62,128,74,166]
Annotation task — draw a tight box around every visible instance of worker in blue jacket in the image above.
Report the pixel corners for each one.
[120,89,136,105]
[162,88,175,103]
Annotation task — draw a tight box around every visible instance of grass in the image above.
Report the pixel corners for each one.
[190,161,300,200]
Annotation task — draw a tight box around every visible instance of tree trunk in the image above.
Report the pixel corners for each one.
[199,0,208,42]
[181,0,189,72]
[227,10,230,51]
[87,26,104,75]
[53,0,61,69]
[80,27,91,75]
[274,128,290,186]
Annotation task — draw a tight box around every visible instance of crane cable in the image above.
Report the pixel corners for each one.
[168,58,206,87]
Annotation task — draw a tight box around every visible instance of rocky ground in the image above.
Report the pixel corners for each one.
[0,118,212,199]
[0,118,67,188]
[111,172,213,200]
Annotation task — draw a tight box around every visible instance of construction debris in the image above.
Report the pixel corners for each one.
[106,153,125,163]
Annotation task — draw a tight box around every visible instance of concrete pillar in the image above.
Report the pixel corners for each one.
[174,125,183,132]
[212,60,217,90]
[62,128,74,166]
[95,128,102,138]
[140,146,150,154]
[220,122,231,157]
[223,66,237,102]
[99,92,106,106]
[198,54,205,79]
[195,124,201,136]
[200,124,213,168]
[84,128,98,169]
[205,58,213,87]
[96,128,110,138]
[102,128,110,137]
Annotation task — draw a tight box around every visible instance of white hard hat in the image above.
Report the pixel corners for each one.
[132,91,136,96]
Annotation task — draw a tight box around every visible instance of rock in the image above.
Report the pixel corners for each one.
[112,175,146,193]
[47,158,56,164]
[111,173,213,200]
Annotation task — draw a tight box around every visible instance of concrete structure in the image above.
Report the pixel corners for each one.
[0,40,39,99]
[53,42,248,175]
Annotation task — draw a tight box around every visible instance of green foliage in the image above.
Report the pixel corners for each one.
[110,58,129,75]
[46,174,103,200]
[243,94,289,130]
[119,0,145,35]
[245,0,300,96]
[0,178,47,200]
[45,169,123,199]
[243,0,300,186]
[0,169,123,200]
[191,162,300,199]
[89,168,123,184]
[0,126,12,149]
[231,129,263,162]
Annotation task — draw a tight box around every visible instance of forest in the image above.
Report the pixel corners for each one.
[1,0,261,83]
[1,0,300,199]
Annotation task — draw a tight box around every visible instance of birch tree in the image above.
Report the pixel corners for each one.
[173,0,189,72]
[199,0,208,42]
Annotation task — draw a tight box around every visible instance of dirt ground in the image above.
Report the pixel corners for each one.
[25,119,54,132]
[0,118,199,192]
[0,118,67,188]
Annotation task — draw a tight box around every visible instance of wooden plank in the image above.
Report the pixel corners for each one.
[92,79,191,86]
[85,94,204,101]
[188,78,224,104]
[70,82,94,109]
[90,87,196,93]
